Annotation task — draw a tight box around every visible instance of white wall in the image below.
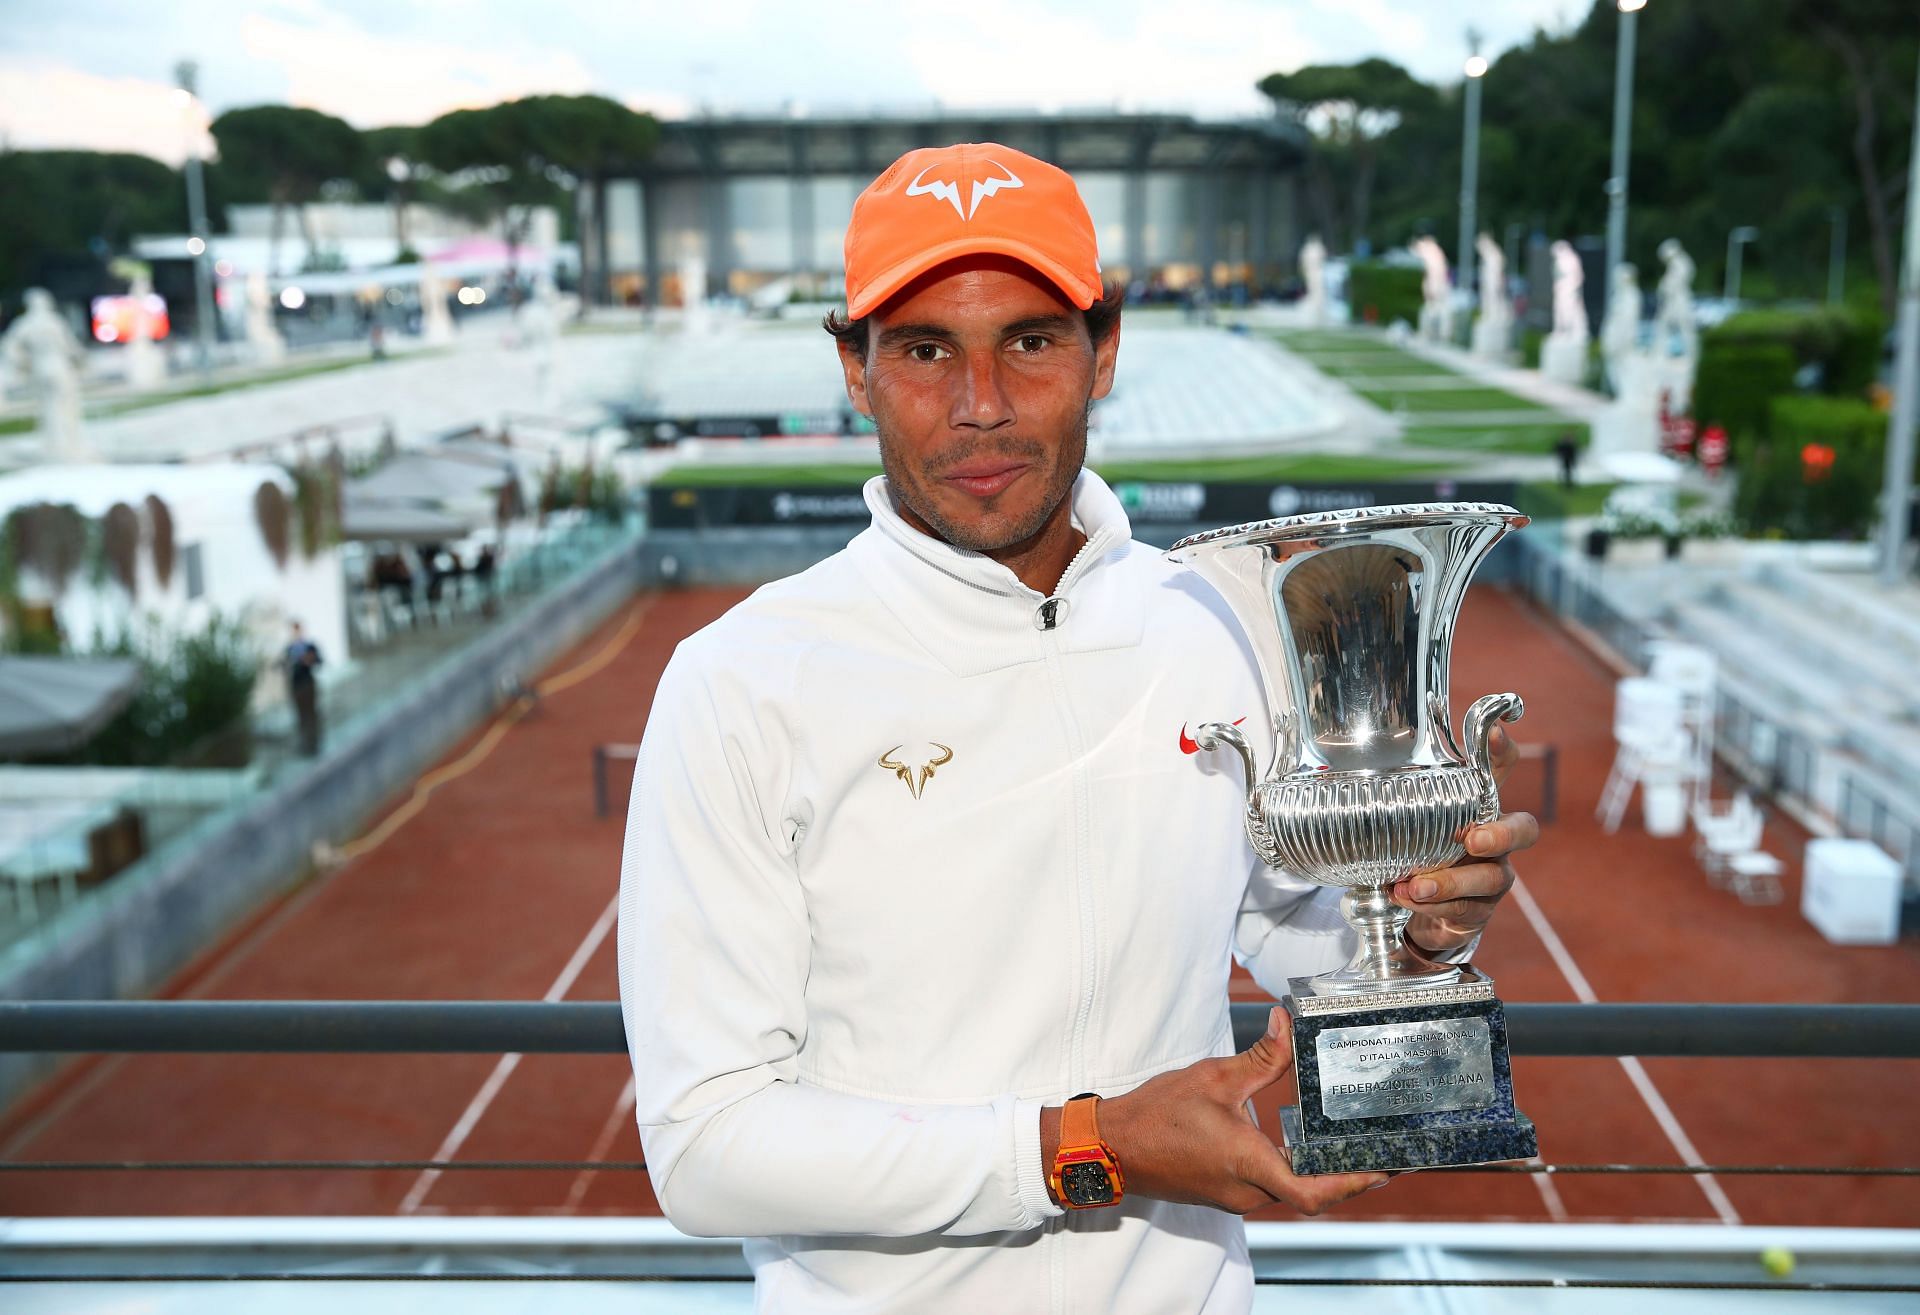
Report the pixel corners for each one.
[0,463,350,688]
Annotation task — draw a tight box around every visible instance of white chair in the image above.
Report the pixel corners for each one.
[1693,792,1783,902]
[1725,850,1785,905]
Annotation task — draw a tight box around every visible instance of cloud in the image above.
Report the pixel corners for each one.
[0,0,1588,163]
[0,57,213,165]
[896,0,1316,116]
[238,10,598,126]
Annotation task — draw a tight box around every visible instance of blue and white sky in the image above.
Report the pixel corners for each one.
[0,0,1588,164]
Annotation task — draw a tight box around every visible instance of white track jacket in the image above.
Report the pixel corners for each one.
[618,471,1360,1313]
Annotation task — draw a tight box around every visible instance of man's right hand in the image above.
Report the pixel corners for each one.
[1061,1006,1388,1216]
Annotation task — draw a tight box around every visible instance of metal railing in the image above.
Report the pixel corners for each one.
[2,999,1918,1296]
[4,999,1918,1058]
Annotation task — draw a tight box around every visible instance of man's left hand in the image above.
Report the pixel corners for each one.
[1390,725,1540,952]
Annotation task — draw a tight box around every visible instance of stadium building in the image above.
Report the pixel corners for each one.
[579,110,1309,306]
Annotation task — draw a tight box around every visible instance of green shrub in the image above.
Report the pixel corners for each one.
[1346,263,1423,329]
[1692,341,1796,456]
[539,463,627,521]
[1706,306,1884,396]
[1520,326,1545,369]
[1733,395,1889,540]
[53,614,262,767]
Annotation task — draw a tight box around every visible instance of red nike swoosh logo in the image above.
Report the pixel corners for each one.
[1179,718,1246,754]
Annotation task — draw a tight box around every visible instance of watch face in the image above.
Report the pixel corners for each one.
[1060,1160,1115,1207]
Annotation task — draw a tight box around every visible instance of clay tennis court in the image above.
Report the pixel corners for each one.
[2,583,1917,1229]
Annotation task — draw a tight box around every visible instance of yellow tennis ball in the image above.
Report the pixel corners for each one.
[1760,1247,1795,1278]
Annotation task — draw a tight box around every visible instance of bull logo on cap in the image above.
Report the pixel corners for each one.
[906,160,1024,221]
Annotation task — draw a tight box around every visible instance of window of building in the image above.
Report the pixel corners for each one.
[183,543,205,600]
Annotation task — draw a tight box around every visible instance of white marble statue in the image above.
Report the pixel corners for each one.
[419,262,454,345]
[108,258,165,390]
[519,273,561,405]
[1592,263,1662,458]
[1656,239,1699,360]
[1655,239,1700,413]
[1540,240,1590,386]
[1599,263,1642,394]
[1298,234,1328,327]
[1550,241,1589,340]
[681,250,711,335]
[1470,232,1511,359]
[1,288,89,460]
[1412,235,1453,343]
[245,270,286,366]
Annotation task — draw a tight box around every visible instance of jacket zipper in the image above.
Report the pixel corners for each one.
[1034,533,1106,631]
[1035,531,1109,1315]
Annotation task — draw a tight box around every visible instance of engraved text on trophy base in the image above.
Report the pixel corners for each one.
[1316,1017,1497,1120]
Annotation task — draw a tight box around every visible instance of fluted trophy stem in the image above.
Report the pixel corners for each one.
[1326,885,1461,990]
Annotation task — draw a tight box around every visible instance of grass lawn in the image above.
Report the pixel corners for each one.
[1401,424,1586,454]
[1096,453,1452,483]
[1299,356,1456,378]
[650,452,1455,488]
[1264,330,1399,353]
[1513,480,1618,519]
[1354,385,1559,414]
[651,462,881,487]
[0,414,35,437]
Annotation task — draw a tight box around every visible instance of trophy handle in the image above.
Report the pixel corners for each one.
[1195,720,1285,868]
[1462,692,1526,824]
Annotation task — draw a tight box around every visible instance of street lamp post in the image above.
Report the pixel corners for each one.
[1603,0,1645,325]
[1459,34,1488,302]
[1878,53,1920,586]
[174,60,215,375]
[1724,226,1758,304]
[1829,205,1848,305]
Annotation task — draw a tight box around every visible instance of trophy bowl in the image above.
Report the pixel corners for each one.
[1168,501,1527,994]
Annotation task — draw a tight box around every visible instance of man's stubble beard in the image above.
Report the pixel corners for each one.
[874,405,1091,554]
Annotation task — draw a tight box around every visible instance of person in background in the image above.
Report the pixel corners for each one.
[1554,430,1581,488]
[475,543,499,618]
[282,621,323,757]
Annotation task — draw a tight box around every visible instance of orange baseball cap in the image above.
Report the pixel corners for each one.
[842,142,1103,319]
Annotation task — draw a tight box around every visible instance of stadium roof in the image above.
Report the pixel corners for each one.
[640,110,1308,178]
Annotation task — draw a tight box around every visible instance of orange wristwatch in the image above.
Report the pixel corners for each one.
[1050,1092,1123,1209]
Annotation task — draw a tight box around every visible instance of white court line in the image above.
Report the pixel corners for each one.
[397,894,620,1216]
[1508,877,1742,1225]
[1527,1154,1571,1223]
[563,1076,639,1213]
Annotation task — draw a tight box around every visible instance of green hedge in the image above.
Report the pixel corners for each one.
[1707,306,1883,395]
[44,614,262,767]
[1346,263,1424,329]
[1692,342,1796,456]
[1733,395,1888,540]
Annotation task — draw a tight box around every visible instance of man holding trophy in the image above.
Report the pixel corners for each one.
[618,144,1540,1313]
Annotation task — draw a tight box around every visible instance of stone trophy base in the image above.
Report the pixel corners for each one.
[1279,969,1538,1175]
[1280,1106,1537,1176]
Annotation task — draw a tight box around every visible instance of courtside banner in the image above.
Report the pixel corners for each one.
[648,481,1522,530]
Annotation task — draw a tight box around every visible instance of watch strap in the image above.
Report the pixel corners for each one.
[1061,1092,1103,1148]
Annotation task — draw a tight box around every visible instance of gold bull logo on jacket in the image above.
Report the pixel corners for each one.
[877,742,954,800]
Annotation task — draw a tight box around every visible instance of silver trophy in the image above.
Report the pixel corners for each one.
[1169,501,1537,1173]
